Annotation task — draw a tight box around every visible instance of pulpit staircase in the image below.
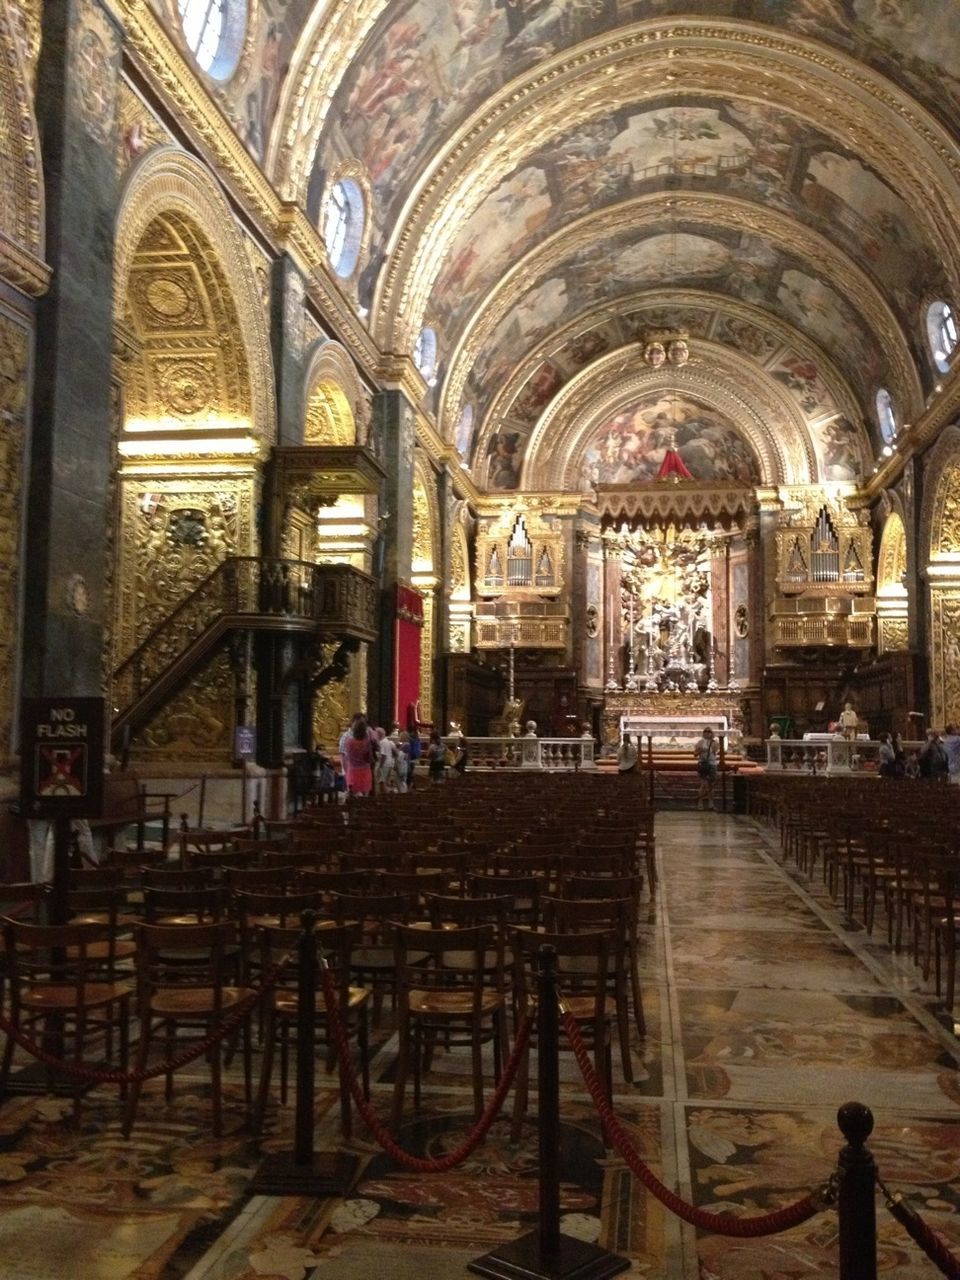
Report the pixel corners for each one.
[110,557,377,750]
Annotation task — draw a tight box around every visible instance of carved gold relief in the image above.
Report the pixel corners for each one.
[931,590,960,729]
[0,0,44,269]
[879,617,909,653]
[116,477,255,664]
[313,672,350,751]
[420,588,435,727]
[134,645,235,764]
[0,312,27,767]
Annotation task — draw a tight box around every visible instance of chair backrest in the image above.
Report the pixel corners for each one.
[331,891,415,939]
[66,886,127,927]
[543,895,633,946]
[257,921,361,1004]
[562,873,642,902]
[3,918,120,997]
[67,866,123,890]
[466,872,541,926]
[141,866,213,889]
[234,888,327,927]
[134,921,233,1006]
[222,865,294,893]
[142,885,225,923]
[0,882,47,922]
[393,923,503,1007]
[510,927,613,1026]
[425,892,511,934]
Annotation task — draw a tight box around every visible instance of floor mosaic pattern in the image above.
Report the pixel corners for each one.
[0,814,957,1278]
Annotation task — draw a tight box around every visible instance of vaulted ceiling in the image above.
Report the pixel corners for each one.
[187,1,960,490]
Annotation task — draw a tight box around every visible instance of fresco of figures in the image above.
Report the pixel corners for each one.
[576,394,761,490]
[465,221,884,437]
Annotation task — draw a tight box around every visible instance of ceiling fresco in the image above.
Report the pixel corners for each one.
[147,0,960,495]
[577,393,761,490]
[459,219,886,432]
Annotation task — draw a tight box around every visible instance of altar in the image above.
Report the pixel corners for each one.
[602,690,744,753]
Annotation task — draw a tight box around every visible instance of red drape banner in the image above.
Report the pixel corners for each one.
[394,584,424,727]
[656,448,694,481]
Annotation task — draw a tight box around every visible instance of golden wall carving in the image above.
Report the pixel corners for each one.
[420,588,435,727]
[0,0,45,280]
[305,381,355,446]
[114,147,276,442]
[134,645,236,764]
[0,311,27,767]
[877,511,907,592]
[302,340,366,447]
[116,478,255,662]
[312,670,350,752]
[879,617,909,652]
[931,590,960,728]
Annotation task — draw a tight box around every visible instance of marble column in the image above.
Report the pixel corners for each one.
[369,383,417,723]
[23,0,123,698]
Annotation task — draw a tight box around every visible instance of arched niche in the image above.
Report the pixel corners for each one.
[920,424,960,727]
[447,514,472,655]
[876,508,908,653]
[302,340,366,446]
[115,147,275,443]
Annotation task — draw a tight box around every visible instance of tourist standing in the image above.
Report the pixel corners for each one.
[343,717,376,796]
[694,726,718,811]
[617,732,638,774]
[919,728,949,782]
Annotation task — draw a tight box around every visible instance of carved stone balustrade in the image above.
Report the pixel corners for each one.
[441,736,595,770]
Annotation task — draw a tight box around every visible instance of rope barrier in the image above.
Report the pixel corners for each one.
[882,1184,960,1280]
[0,957,290,1086]
[319,964,533,1173]
[560,1006,832,1237]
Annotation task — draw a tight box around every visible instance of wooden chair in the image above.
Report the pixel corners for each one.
[331,891,416,1024]
[253,922,370,1138]
[544,894,641,1053]
[391,923,509,1126]
[509,927,615,1142]
[467,873,542,927]
[1,919,132,1120]
[122,921,253,1138]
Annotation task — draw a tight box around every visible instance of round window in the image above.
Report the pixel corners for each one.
[323,178,365,279]
[177,0,246,80]
[926,300,958,375]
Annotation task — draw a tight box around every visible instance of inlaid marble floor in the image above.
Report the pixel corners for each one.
[0,814,957,1279]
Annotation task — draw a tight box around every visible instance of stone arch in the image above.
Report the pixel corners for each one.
[920,424,960,726]
[0,0,45,291]
[115,147,275,442]
[302,340,364,445]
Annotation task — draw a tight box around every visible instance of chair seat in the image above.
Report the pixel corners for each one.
[523,993,616,1021]
[274,986,369,1014]
[22,981,131,1010]
[409,987,504,1015]
[150,985,253,1017]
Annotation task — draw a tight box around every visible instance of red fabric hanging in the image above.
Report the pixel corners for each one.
[655,448,693,481]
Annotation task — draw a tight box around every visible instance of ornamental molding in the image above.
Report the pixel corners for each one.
[115,146,276,443]
[0,226,49,296]
[919,423,960,567]
[0,0,44,262]
[443,193,920,431]
[519,343,815,491]
[367,23,960,344]
[594,484,756,527]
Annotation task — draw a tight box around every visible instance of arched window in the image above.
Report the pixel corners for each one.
[414,327,438,383]
[177,0,246,79]
[927,301,958,374]
[875,388,897,445]
[322,178,365,278]
[455,404,475,460]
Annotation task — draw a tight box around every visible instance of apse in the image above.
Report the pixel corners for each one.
[578,394,761,490]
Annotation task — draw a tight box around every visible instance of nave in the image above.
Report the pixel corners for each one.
[0,813,957,1280]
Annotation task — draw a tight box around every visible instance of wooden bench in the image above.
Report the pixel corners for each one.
[85,772,173,855]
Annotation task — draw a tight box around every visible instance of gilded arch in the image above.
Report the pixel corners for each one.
[519,343,818,491]
[876,505,908,654]
[302,340,365,446]
[114,147,275,442]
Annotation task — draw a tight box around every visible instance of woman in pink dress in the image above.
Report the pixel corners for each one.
[343,716,375,796]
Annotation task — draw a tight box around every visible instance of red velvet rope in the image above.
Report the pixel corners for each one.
[561,1007,827,1238]
[319,964,533,1173]
[0,958,289,1086]
[886,1194,960,1280]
